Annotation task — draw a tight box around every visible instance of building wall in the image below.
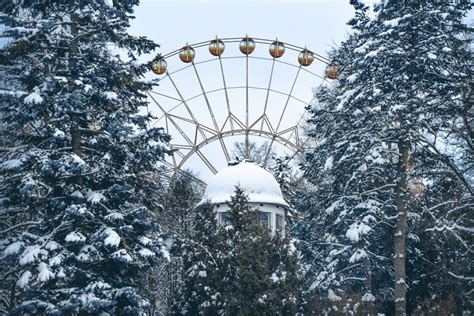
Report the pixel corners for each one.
[213,202,286,236]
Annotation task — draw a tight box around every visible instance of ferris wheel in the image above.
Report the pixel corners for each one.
[147,36,340,185]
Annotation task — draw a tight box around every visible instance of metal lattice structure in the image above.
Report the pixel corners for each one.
[147,36,339,185]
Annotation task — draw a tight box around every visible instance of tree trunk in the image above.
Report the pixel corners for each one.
[394,138,409,315]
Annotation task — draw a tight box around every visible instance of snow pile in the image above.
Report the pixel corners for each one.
[138,248,154,257]
[160,246,171,261]
[24,87,43,104]
[3,241,23,256]
[384,17,401,27]
[325,201,340,215]
[0,159,23,171]
[37,262,55,282]
[200,161,289,207]
[105,212,124,220]
[65,232,86,243]
[103,228,120,247]
[361,292,376,302]
[112,249,132,262]
[17,271,32,288]
[346,222,371,242]
[49,255,62,266]
[87,190,105,204]
[19,245,42,265]
[104,0,114,8]
[349,249,368,263]
[139,236,151,245]
[328,289,342,302]
[44,241,59,251]
[103,91,118,100]
[324,156,334,171]
[57,268,66,278]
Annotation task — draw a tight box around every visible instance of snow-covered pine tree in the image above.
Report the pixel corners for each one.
[172,202,224,315]
[296,0,472,314]
[220,187,301,315]
[143,172,203,315]
[269,155,303,224]
[0,0,171,313]
[176,187,302,314]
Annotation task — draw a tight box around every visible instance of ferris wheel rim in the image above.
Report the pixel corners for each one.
[157,36,332,64]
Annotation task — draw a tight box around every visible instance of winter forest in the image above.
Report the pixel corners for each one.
[0,0,472,315]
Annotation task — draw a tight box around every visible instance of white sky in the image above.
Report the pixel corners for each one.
[130,0,359,57]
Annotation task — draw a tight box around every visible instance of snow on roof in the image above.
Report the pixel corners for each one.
[201,161,289,208]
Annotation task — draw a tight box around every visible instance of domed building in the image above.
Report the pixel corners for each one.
[200,161,289,235]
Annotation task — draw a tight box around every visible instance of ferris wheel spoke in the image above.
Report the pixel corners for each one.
[218,136,231,162]
[245,52,250,159]
[262,137,276,168]
[276,65,302,133]
[192,62,220,131]
[261,58,276,132]
[147,92,168,118]
[166,71,206,140]
[196,149,218,174]
[218,56,234,130]
[166,113,197,125]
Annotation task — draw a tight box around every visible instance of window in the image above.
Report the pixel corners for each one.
[258,212,270,228]
[276,214,283,231]
[219,212,231,225]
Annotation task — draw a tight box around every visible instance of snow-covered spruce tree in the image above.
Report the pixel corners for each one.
[143,172,204,315]
[172,202,225,315]
[296,0,473,314]
[219,187,301,315]
[176,187,302,315]
[0,0,171,313]
[269,155,305,224]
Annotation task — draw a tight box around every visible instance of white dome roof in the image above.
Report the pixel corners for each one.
[201,161,289,208]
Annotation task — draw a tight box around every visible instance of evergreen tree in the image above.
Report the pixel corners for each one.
[296,0,472,314]
[0,0,171,313]
[173,202,225,315]
[177,187,302,315]
[223,188,301,315]
[144,172,204,315]
[269,155,305,224]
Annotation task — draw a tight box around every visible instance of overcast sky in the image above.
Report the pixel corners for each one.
[130,0,363,58]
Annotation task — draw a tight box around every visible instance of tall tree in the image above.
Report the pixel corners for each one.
[296,0,473,314]
[0,0,171,313]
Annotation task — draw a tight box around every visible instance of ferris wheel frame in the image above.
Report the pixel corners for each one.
[147,36,339,185]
